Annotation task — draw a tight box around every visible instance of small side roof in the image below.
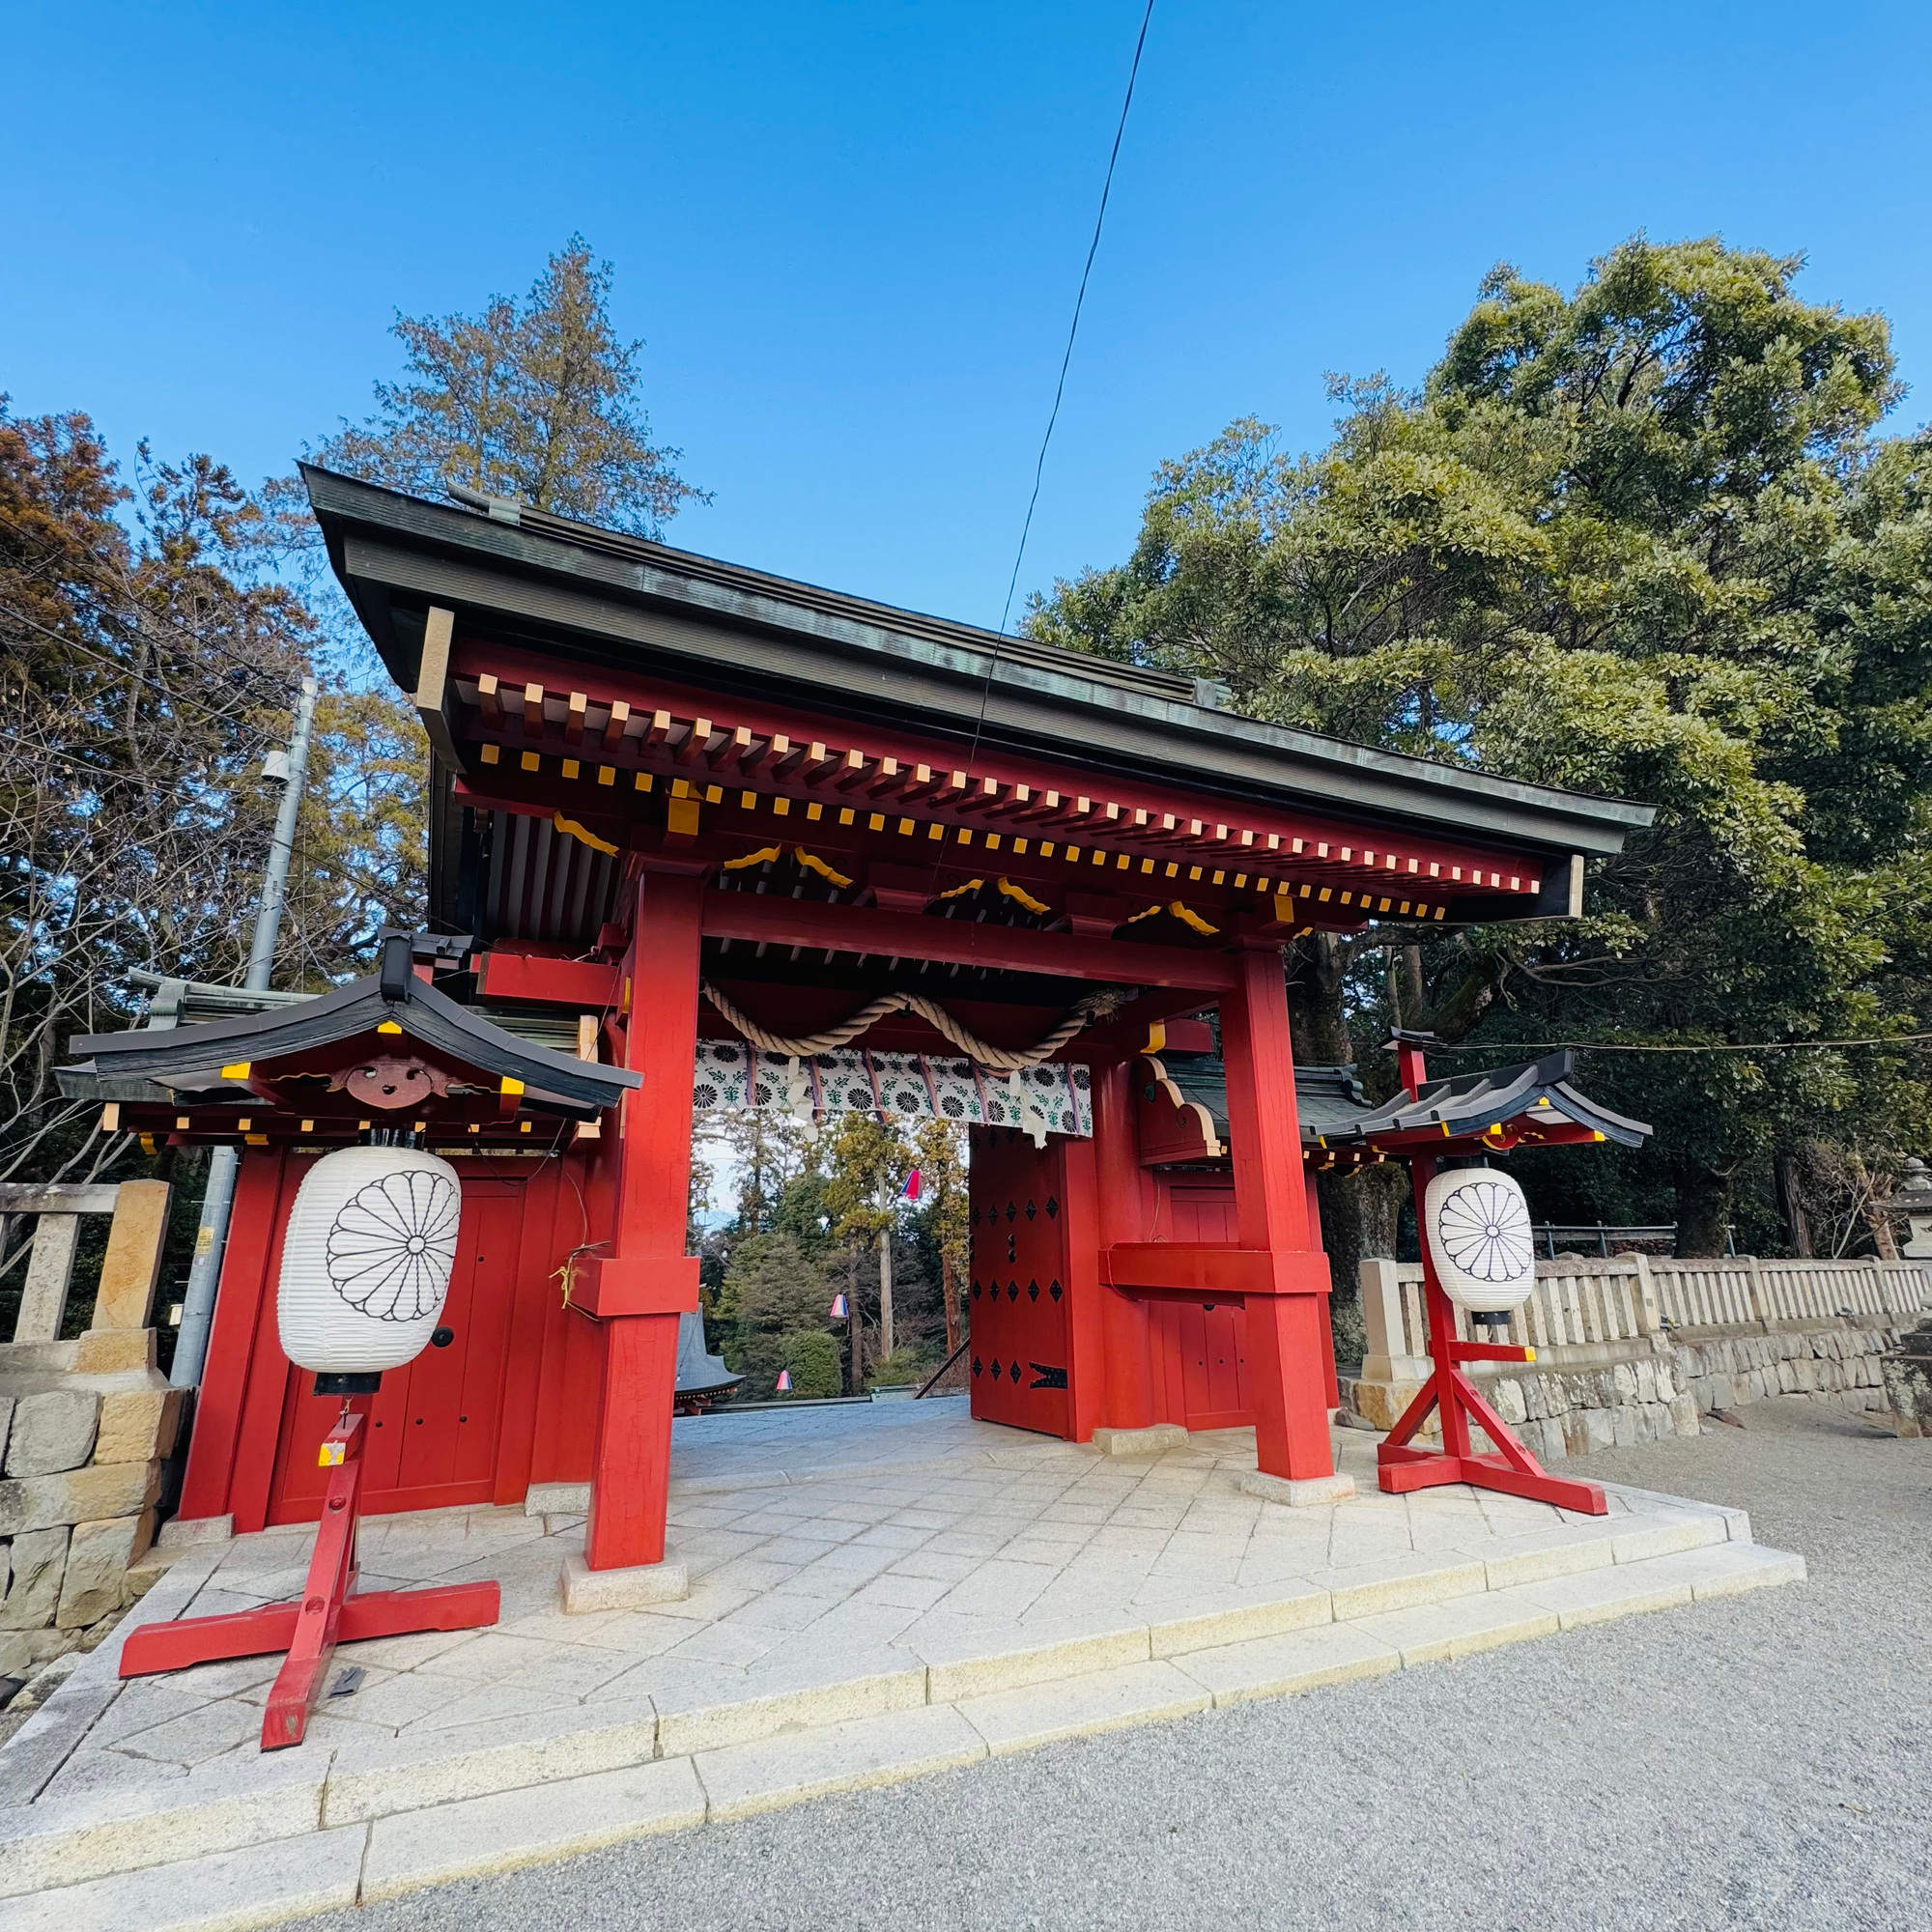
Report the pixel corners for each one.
[1156,1047,1650,1151]
[68,954,639,1121]
[1316,1051,1650,1149]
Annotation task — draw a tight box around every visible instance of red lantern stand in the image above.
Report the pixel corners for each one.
[1375,1038,1606,1515]
[121,1399,499,1749]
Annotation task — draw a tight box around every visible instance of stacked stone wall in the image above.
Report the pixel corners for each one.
[1341,1318,1906,1461]
[0,1357,182,1689]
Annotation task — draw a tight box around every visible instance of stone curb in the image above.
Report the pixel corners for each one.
[0,1520,1803,1926]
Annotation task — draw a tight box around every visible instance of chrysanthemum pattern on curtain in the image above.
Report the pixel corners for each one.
[692,1042,1092,1147]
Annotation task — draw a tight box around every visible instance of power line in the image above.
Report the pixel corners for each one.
[0,601,278,741]
[5,522,311,706]
[992,0,1155,643]
[1423,1034,1932,1055]
[947,0,1144,866]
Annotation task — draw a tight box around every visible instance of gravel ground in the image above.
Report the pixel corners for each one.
[298,1398,1930,1932]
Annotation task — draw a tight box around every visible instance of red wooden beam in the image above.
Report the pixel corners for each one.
[477,951,623,1008]
[698,891,1240,989]
[1098,1243,1331,1297]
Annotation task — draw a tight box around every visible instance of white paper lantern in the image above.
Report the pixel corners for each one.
[1422,1166,1537,1312]
[277,1148,463,1374]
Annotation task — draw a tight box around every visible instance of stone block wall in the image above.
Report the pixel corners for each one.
[1670,1320,1900,1419]
[1343,1253,1925,1462]
[0,1350,182,1687]
[1342,1317,1908,1460]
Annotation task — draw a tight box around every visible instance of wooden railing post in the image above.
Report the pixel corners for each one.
[1744,1255,1774,1330]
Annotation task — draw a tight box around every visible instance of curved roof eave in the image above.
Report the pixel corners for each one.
[70,970,640,1113]
[302,466,1656,862]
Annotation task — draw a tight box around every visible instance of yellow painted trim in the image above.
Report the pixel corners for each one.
[794,847,855,890]
[219,1061,251,1081]
[376,1020,403,1036]
[554,812,620,856]
[997,877,1050,915]
[500,1076,526,1096]
[724,845,782,870]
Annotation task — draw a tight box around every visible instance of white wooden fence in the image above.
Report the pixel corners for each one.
[1360,1252,1932,1382]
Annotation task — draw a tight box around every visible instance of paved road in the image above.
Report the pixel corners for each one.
[302,1400,1931,1932]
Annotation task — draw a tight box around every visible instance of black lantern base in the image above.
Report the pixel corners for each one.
[313,1372,384,1396]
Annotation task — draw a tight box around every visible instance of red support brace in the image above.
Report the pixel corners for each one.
[120,1407,498,1749]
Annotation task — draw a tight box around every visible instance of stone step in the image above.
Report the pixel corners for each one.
[0,1531,1803,1929]
[0,1826,366,1932]
[0,1500,1745,1900]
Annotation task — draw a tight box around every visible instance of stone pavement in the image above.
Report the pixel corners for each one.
[0,1397,1802,1929]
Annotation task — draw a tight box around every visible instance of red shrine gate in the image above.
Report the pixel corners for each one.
[96,467,1649,1590]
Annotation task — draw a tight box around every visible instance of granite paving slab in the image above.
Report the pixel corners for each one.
[0,1399,1800,1927]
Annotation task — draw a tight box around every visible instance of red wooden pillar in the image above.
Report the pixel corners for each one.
[1090,1060,1155,1430]
[579,868,703,1573]
[1219,944,1336,1483]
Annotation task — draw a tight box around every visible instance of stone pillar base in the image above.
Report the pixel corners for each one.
[524,1482,592,1518]
[156,1513,234,1548]
[1090,1423,1189,1458]
[1236,1469,1357,1508]
[560,1545,689,1612]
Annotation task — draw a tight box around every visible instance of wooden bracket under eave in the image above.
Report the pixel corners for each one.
[412,607,467,774]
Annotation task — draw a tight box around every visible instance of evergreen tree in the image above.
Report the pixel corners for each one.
[1030,238,1932,1256]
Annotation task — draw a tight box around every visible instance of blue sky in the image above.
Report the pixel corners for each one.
[7,1,1929,632]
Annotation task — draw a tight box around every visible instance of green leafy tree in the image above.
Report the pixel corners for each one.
[777,1327,843,1400]
[910,1120,970,1359]
[1032,238,1932,1256]
[822,1113,913,1359]
[716,1230,838,1399]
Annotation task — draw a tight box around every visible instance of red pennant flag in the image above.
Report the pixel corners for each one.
[775,1369,793,1393]
[902,1168,921,1202]
[828,1293,849,1320]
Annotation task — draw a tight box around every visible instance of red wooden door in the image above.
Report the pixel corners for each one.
[1150,1181,1254,1430]
[966,1128,1071,1436]
[268,1180,526,1523]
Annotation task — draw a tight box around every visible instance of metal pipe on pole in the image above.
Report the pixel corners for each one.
[170,675,319,1388]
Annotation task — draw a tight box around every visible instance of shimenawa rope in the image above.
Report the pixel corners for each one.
[700,980,1137,1072]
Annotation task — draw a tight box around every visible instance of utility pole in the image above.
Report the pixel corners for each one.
[170,676,319,1387]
